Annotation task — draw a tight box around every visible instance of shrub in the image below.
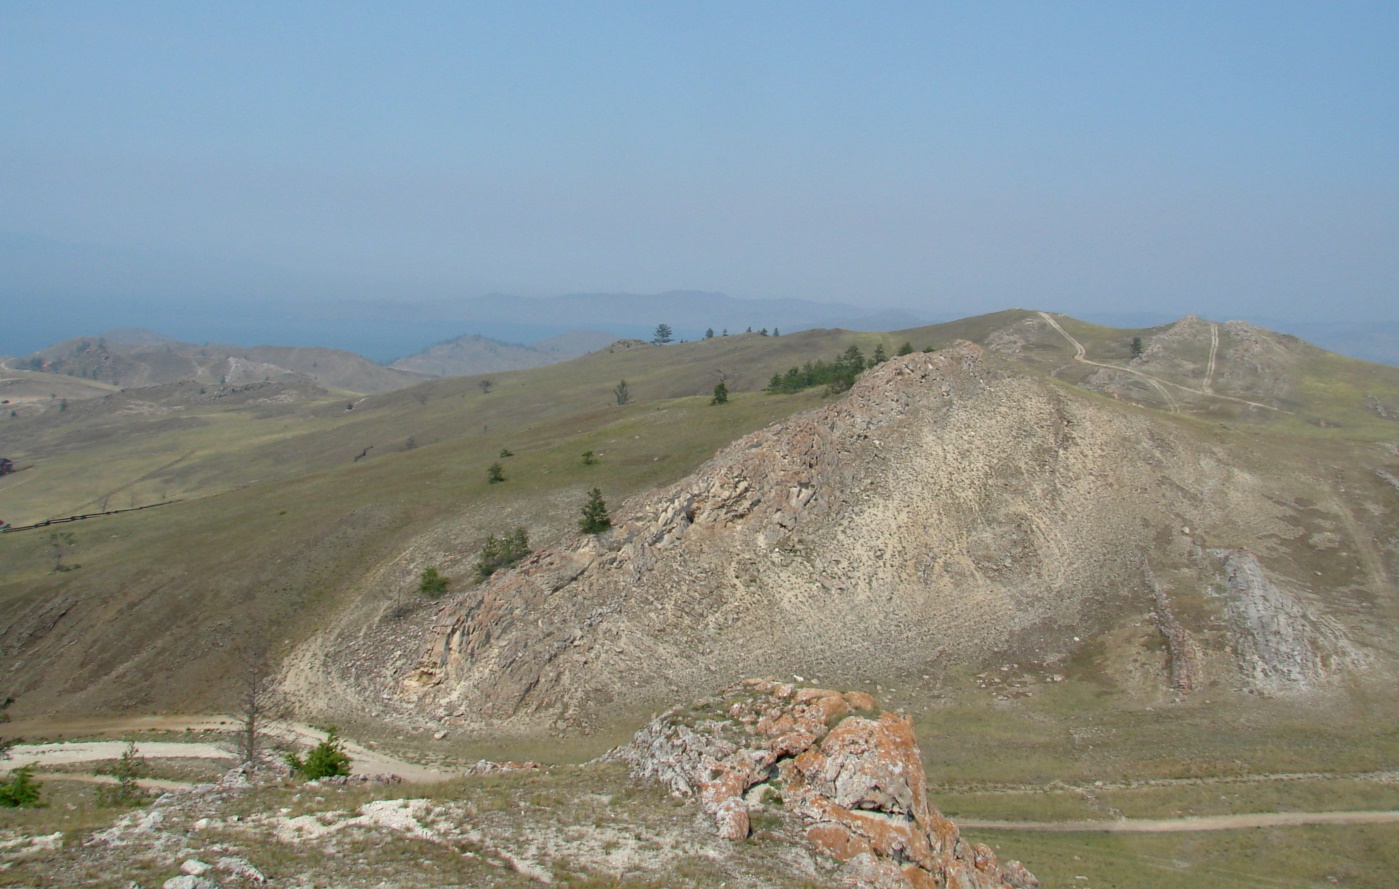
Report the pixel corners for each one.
[487,462,505,483]
[419,566,449,597]
[97,742,147,807]
[475,528,531,580]
[286,728,351,780]
[0,765,42,808]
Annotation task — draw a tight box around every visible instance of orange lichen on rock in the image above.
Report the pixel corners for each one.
[611,679,1037,889]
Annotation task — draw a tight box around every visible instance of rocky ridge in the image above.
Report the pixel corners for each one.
[611,678,1037,889]
[403,344,1372,732]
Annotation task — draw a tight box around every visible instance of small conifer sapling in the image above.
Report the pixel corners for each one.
[579,488,611,534]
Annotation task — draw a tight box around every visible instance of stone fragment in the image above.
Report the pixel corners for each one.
[713,798,750,839]
[217,856,268,884]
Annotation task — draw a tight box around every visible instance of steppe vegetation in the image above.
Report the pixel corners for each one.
[2,312,1398,886]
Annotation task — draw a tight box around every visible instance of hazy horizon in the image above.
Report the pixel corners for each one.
[3,4,1396,355]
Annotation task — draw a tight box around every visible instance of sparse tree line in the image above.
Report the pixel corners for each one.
[414,486,611,602]
[653,323,781,344]
[765,341,919,395]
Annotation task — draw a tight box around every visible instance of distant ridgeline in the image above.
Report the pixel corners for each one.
[764,341,915,394]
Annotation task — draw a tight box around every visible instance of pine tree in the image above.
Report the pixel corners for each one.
[711,381,729,405]
[579,488,611,534]
[614,380,631,405]
[897,341,914,356]
[286,727,351,780]
[872,343,888,364]
[419,566,449,597]
[475,528,531,579]
[97,742,147,807]
[653,323,674,344]
[841,344,866,371]
[0,765,41,808]
[487,462,505,483]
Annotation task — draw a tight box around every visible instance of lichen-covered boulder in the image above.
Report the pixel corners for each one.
[610,679,1037,889]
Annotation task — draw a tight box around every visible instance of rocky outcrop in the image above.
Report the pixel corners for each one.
[611,679,1037,889]
[1212,549,1361,692]
[402,344,1372,732]
[1144,561,1200,694]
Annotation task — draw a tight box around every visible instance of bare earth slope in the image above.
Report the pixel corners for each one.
[403,345,1392,734]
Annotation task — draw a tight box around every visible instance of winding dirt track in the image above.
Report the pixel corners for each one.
[959,810,1399,833]
[1037,311,1285,413]
[1,716,452,784]
[1038,311,1178,412]
[1,741,235,769]
[7,717,1396,836]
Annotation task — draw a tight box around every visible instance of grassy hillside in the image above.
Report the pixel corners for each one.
[4,315,1399,719]
[2,312,1397,889]
[0,329,867,718]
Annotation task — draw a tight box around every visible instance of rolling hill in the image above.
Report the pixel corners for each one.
[389,330,619,377]
[0,311,1393,765]
[8,331,429,395]
[3,309,1397,886]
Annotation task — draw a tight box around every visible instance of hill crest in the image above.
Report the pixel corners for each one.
[402,343,1385,734]
[15,335,428,395]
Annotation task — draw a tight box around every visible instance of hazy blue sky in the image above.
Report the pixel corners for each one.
[3,2,1396,351]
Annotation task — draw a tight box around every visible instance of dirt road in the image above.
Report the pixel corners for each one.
[959,810,1399,833]
[1037,311,1284,413]
[0,741,234,769]
[1,716,453,784]
[8,716,1394,834]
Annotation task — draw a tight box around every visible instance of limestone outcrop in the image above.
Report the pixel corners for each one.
[611,679,1037,889]
[402,344,1374,732]
[1212,549,1362,691]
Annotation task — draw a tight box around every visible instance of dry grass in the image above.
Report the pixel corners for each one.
[967,824,1399,889]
